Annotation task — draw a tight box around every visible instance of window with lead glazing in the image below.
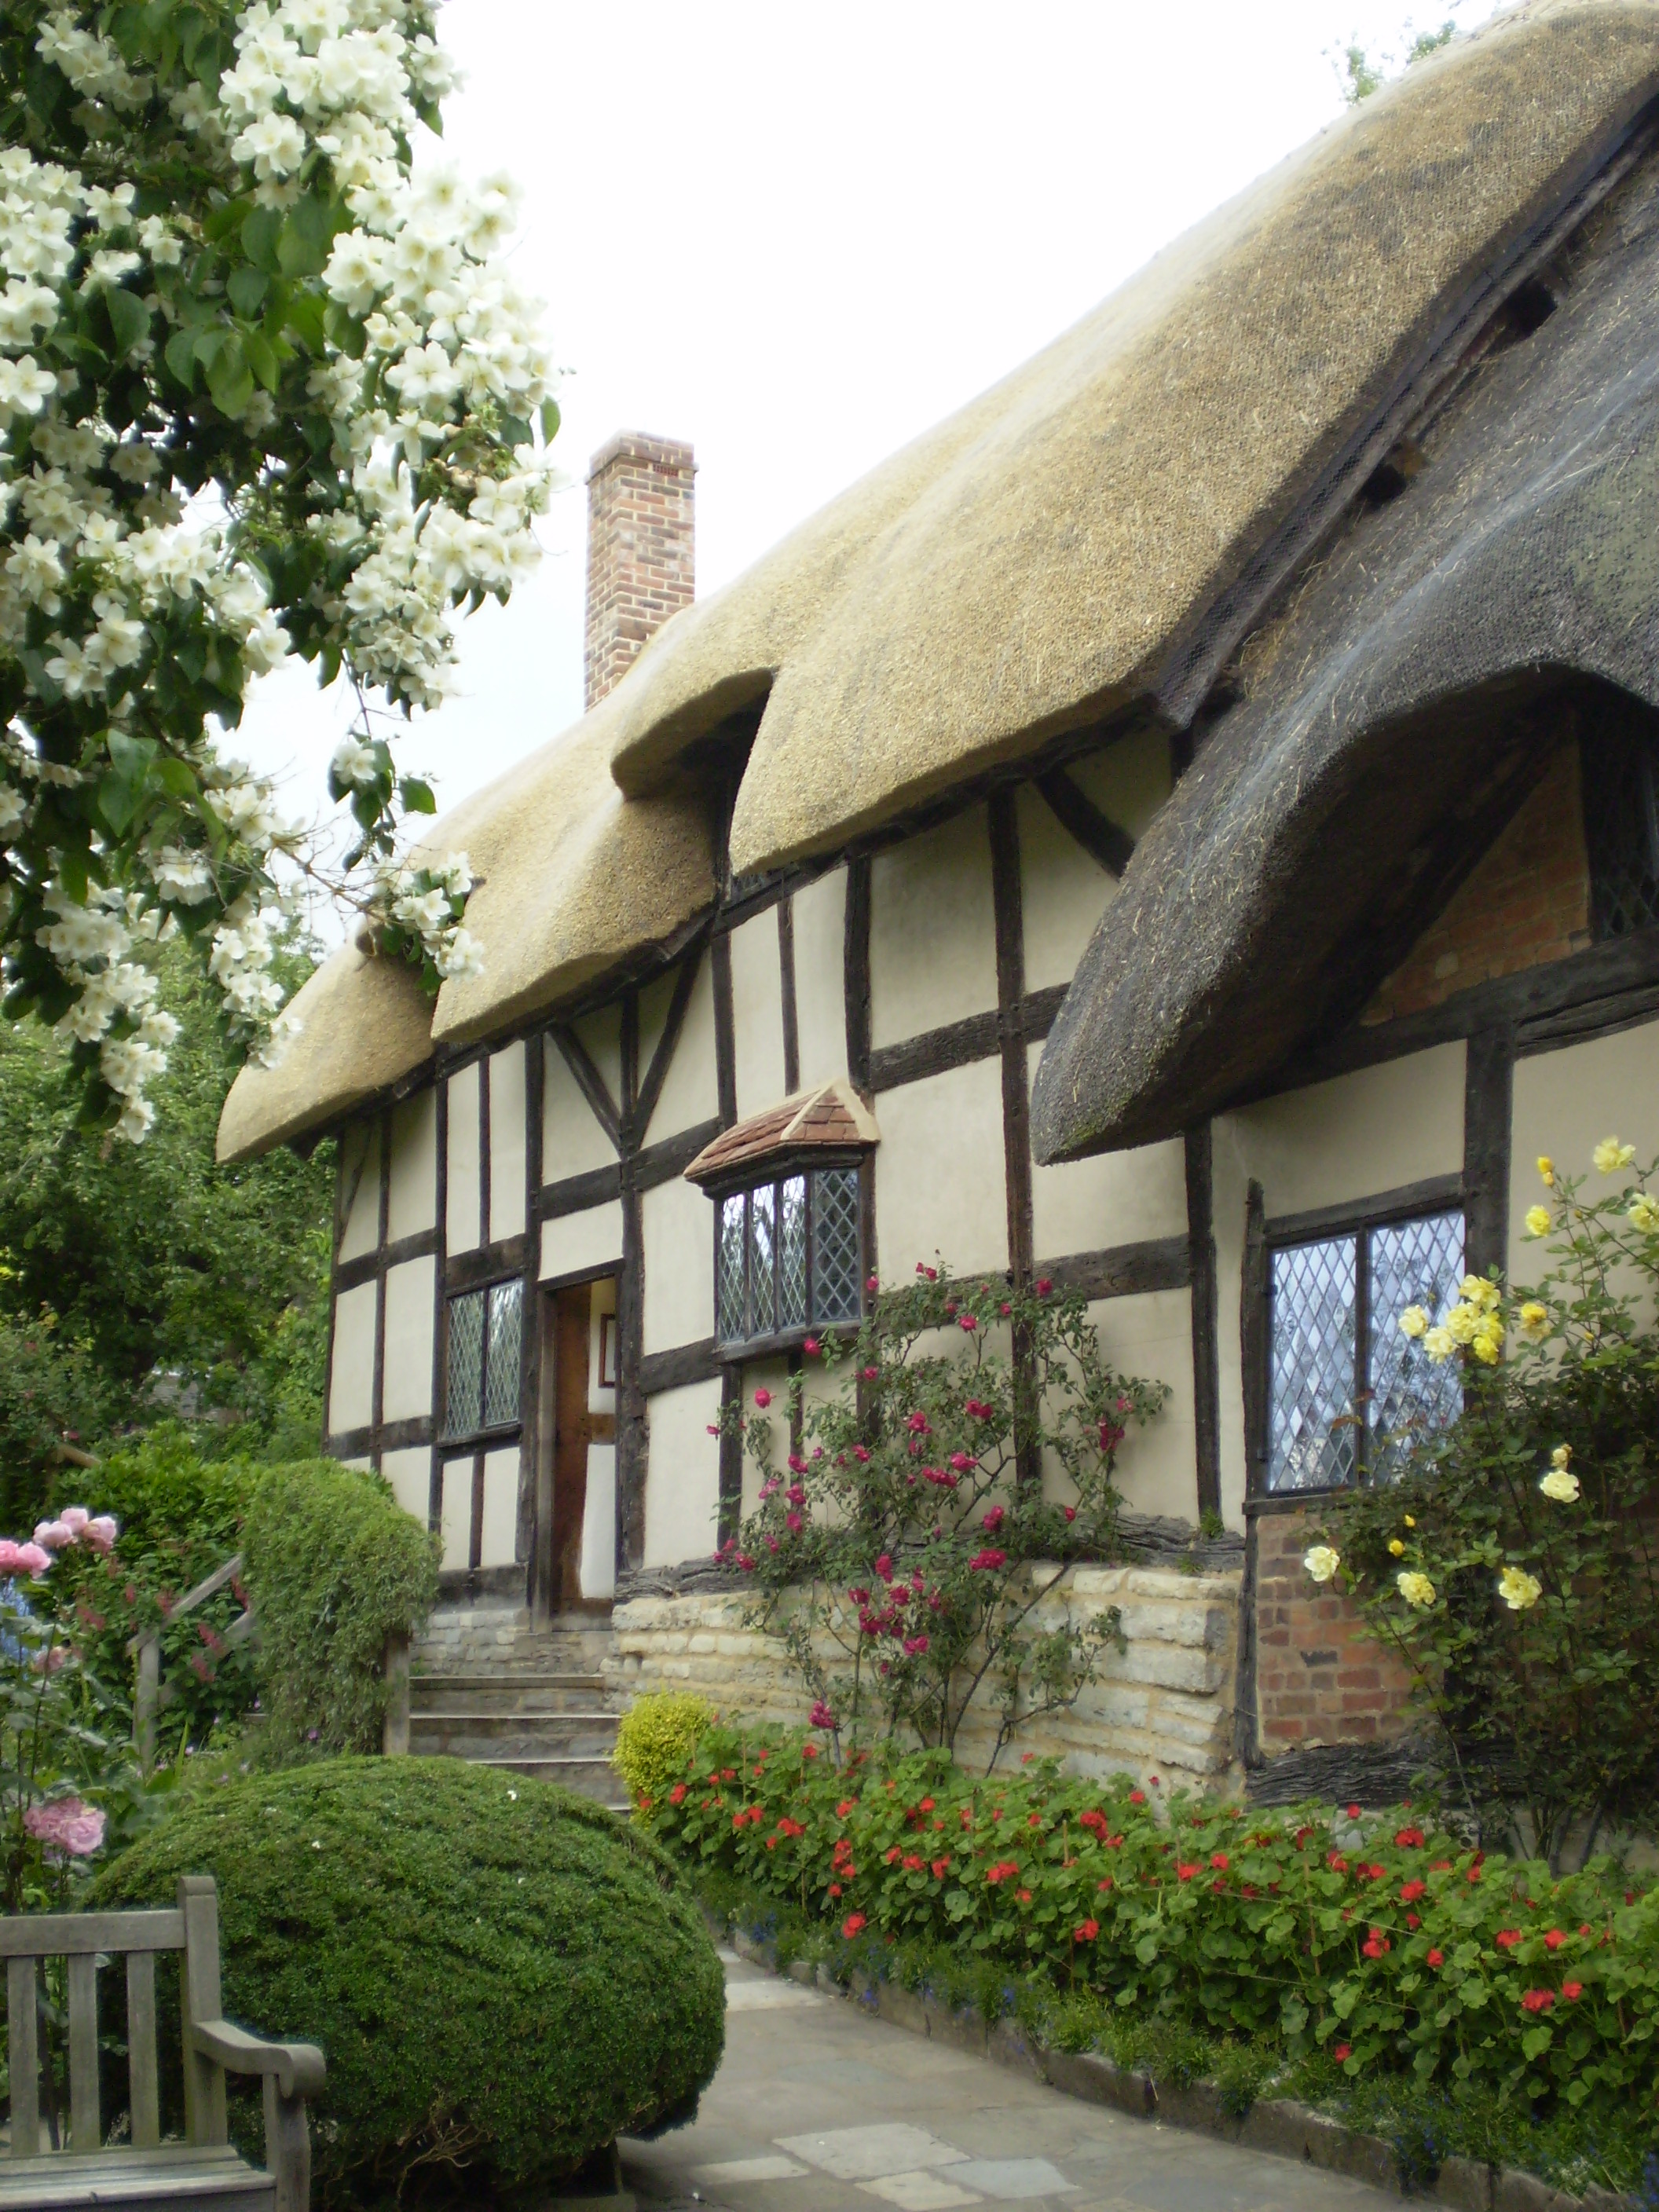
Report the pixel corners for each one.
[1267,1210,1463,1493]
[1583,716,1659,941]
[715,1166,862,1349]
[444,1276,522,1441]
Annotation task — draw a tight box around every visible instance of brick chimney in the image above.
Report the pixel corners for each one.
[584,431,695,711]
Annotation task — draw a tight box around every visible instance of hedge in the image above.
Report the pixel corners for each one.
[91,1757,727,2207]
[643,1723,1659,2120]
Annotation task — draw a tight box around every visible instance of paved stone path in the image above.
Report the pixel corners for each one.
[621,1949,1401,2212]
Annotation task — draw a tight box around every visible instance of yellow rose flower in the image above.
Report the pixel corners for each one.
[1524,1206,1551,1239]
[1536,1155,1555,1187]
[1404,1514,1415,1529]
[1593,1136,1636,1176]
[1518,1301,1548,1339]
[1423,1325,1455,1363]
[1303,1545,1340,1584]
[1445,1303,1478,1345]
[1539,1470,1580,1503]
[1397,1570,1436,1609]
[1551,1444,1572,1470]
[1470,1328,1503,1365]
[1498,1565,1543,1611]
[1398,1305,1428,1339]
[1629,1194,1659,1234]
[1388,1537,1405,1556]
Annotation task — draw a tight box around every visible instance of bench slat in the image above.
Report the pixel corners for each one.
[68,1950,100,2152]
[0,1910,184,1959]
[127,1950,160,2151]
[6,1955,40,2159]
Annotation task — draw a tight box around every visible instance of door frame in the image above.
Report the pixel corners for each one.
[533,1264,621,1622]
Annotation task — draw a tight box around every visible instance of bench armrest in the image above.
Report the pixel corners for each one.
[192,2019,326,2101]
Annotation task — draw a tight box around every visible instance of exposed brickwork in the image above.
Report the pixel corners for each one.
[1253,1510,1415,1752]
[584,431,695,711]
[1363,748,1591,1024]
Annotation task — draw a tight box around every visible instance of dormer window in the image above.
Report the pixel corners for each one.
[685,1082,877,1354]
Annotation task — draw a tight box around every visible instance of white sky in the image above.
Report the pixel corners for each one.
[237,0,1499,914]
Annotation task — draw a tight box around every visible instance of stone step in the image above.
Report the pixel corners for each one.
[443,1746,629,1811]
[410,1716,619,1763]
[409,1672,610,1717]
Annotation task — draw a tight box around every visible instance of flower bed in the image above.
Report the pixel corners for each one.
[643,1723,1659,2122]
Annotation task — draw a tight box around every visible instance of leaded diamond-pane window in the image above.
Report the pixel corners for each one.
[1267,1209,1463,1493]
[712,1166,866,1348]
[1583,717,1659,940]
[445,1277,522,1441]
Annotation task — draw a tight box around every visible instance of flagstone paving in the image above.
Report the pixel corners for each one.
[621,1950,1402,2212]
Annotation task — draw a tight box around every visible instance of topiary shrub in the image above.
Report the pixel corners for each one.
[90,1757,726,2208]
[242,1461,439,1758]
[613,1690,714,1809]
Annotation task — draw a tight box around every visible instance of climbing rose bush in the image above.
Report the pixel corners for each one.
[644,1723,1659,2115]
[717,1264,1167,1767]
[1306,1142,1659,1870]
[0,0,555,1136]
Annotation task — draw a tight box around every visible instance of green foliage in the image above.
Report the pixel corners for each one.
[1314,1149,1659,1867]
[242,1460,439,1759]
[613,1690,715,1810]
[0,935,332,1525]
[90,1758,727,2209]
[724,1266,1166,1764]
[1339,19,1456,104]
[646,1721,1659,2129]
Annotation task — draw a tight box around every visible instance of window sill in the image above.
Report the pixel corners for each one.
[1243,1489,1354,1515]
[715,1319,863,1365]
[440,1423,522,1453]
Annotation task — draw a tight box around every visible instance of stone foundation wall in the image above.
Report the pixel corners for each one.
[607,1564,1243,1789]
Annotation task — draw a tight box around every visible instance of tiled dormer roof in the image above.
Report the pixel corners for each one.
[683,1081,880,1189]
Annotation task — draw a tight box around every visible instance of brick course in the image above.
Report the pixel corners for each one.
[585,431,695,711]
[1362,746,1590,1024]
[1253,1510,1415,1752]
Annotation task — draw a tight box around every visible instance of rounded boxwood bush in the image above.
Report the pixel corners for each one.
[90,1757,725,2207]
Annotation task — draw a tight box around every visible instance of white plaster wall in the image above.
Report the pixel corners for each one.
[1016,785,1117,993]
[386,1091,436,1242]
[1089,1287,1197,1522]
[543,1035,619,1181]
[1225,1043,1467,1219]
[1509,1019,1659,1284]
[643,1377,723,1567]
[540,1199,623,1283]
[489,1042,527,1243]
[438,1456,471,1572]
[1027,1044,1186,1261]
[738,1356,793,1520]
[479,1445,520,1568]
[875,1058,1008,1280]
[793,868,848,1089]
[445,1061,481,1253]
[380,1256,434,1423]
[572,1002,624,1122]
[730,910,786,1116]
[381,1445,430,1530]
[580,1445,617,1599]
[643,955,720,1141]
[1066,727,1172,840]
[328,1281,376,1435]
[337,1122,381,1263]
[871,807,997,1047]
[642,1177,714,1353]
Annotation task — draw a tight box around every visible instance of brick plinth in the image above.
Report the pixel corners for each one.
[585,431,695,710]
[1253,1510,1414,1752]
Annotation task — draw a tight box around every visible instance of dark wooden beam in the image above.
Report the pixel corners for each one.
[429,1079,449,1530]
[633,953,701,1150]
[540,1161,623,1219]
[1038,1235,1192,1302]
[844,855,872,1097]
[778,895,800,1096]
[1463,1026,1514,1281]
[989,793,1039,1491]
[1036,769,1136,877]
[445,1236,528,1295]
[551,1026,621,1152]
[1264,1173,1465,1248]
[370,1108,390,1470]
[1185,1123,1221,1524]
[870,1009,999,1093]
[639,1339,721,1397]
[520,1020,545,1610]
[717,1367,744,1547]
[477,1051,492,1251]
[537,1118,723,1221]
[334,1226,440,1295]
[711,931,738,1126]
[1240,1180,1269,1501]
[617,986,649,1576]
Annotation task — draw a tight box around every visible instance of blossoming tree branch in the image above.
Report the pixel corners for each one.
[0,0,555,1138]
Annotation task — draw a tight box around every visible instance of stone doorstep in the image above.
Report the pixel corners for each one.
[723,1928,1632,2212]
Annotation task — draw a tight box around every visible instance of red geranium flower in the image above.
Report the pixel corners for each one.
[1544,1929,1566,1950]
[1400,1880,1426,1903]
[1394,1826,1425,1848]
[1177,1863,1199,1882]
[842,1913,866,1938]
[1520,1989,1555,2013]
[1073,1919,1100,1943]
[1426,1949,1444,1968]
[931,1859,950,1879]
[1333,2045,1352,2063]
[668,1783,687,1805]
[1562,1981,1584,2001]
[1210,1852,1229,1870]
[1496,1930,1522,1950]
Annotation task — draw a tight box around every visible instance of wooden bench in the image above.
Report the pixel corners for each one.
[2,1876,324,2212]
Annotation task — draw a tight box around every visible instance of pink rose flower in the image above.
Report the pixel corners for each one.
[0,1541,53,1577]
[34,1522,73,1551]
[60,1507,90,1536]
[753,1387,772,1408]
[24,1797,105,1858]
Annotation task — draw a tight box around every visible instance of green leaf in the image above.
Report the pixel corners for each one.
[277,194,340,278]
[96,772,145,837]
[108,731,158,786]
[206,337,254,419]
[240,206,284,274]
[540,396,562,444]
[397,777,436,815]
[163,328,200,389]
[244,331,280,394]
[152,758,200,804]
[227,266,269,318]
[106,287,149,358]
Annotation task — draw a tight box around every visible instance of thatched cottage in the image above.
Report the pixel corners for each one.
[222,0,1659,1797]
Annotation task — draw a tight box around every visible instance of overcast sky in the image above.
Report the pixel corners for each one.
[237,0,1500,912]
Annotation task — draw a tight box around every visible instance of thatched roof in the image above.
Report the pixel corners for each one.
[220,0,1659,1163]
[1031,141,1659,1161]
